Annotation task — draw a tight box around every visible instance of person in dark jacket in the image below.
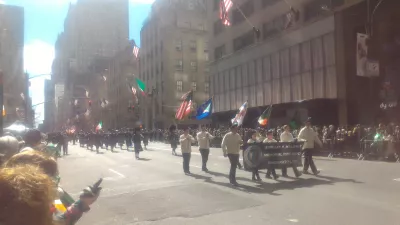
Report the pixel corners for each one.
[132,128,143,159]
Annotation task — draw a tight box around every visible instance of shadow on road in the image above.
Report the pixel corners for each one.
[137,158,152,161]
[187,170,363,195]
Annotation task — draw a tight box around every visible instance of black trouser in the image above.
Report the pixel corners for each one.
[199,148,210,170]
[303,148,318,173]
[282,166,301,177]
[228,154,239,183]
[266,167,278,179]
[252,169,260,180]
[62,143,68,155]
[182,153,191,173]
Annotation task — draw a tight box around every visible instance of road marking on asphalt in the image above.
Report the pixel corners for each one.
[109,169,126,178]
[287,219,299,223]
[393,178,400,181]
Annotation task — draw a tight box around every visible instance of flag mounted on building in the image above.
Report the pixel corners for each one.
[96,121,103,131]
[231,101,248,126]
[196,98,212,120]
[130,40,139,59]
[258,105,272,126]
[129,84,138,103]
[220,0,233,26]
[135,78,146,96]
[176,91,193,120]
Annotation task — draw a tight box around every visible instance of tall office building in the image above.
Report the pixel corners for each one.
[139,0,209,129]
[206,0,391,126]
[52,0,129,130]
[43,79,56,132]
[103,42,139,129]
[0,4,27,126]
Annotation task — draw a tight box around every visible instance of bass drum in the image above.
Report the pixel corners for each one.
[243,145,263,169]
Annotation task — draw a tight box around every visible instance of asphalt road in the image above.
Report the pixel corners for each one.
[58,142,400,225]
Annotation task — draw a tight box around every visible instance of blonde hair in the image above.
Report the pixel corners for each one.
[0,165,55,225]
[4,150,58,177]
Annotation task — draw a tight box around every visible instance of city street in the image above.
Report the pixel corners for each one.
[58,142,400,225]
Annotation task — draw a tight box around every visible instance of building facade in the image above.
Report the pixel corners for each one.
[52,0,129,130]
[43,79,56,132]
[0,4,27,126]
[206,0,380,127]
[103,43,139,129]
[139,0,209,129]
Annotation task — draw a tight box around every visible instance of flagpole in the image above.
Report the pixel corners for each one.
[230,0,260,38]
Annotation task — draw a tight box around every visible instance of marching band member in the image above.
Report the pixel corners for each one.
[298,117,322,175]
[222,124,243,186]
[179,127,196,175]
[197,126,214,172]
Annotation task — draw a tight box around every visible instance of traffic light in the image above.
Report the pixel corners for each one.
[88,100,92,107]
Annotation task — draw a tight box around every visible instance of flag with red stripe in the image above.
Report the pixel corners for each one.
[176,91,193,120]
[220,0,233,26]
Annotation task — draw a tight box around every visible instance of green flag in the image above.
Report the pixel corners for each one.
[258,105,272,126]
[135,78,146,96]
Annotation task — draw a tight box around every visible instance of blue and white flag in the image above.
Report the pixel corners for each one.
[196,98,213,120]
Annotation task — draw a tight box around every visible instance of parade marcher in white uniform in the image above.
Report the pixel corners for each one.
[197,126,214,172]
[179,127,196,175]
[221,124,243,186]
[263,130,279,179]
[298,117,322,175]
[280,125,302,177]
[247,132,261,182]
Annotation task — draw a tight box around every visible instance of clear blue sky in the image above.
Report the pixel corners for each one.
[2,0,153,125]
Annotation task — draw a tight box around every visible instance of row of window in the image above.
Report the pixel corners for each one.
[174,39,209,53]
[175,60,199,71]
[211,33,336,105]
[176,81,209,93]
[213,0,345,59]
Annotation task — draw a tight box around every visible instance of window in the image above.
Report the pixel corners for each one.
[190,61,197,71]
[176,80,183,91]
[190,40,197,51]
[175,39,182,51]
[204,41,209,52]
[232,0,254,25]
[213,20,224,36]
[192,82,197,91]
[304,0,344,22]
[214,44,226,60]
[176,59,183,71]
[261,0,279,8]
[205,82,209,93]
[263,15,285,39]
[233,30,255,52]
[205,53,209,61]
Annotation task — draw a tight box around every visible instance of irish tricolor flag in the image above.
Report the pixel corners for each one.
[96,121,103,131]
[258,105,272,126]
[135,78,146,96]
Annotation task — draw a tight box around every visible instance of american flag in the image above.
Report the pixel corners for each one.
[133,45,139,58]
[176,91,193,120]
[220,0,233,26]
